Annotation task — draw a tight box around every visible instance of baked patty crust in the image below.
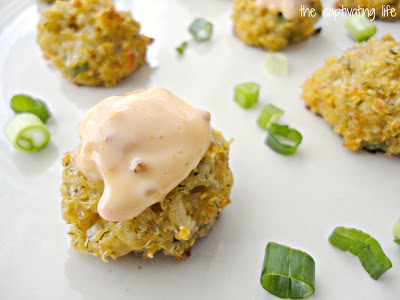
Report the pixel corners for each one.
[61,130,233,260]
[302,35,400,155]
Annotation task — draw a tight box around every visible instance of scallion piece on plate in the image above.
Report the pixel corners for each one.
[188,18,213,42]
[257,104,284,130]
[260,242,315,299]
[234,82,260,109]
[10,94,51,124]
[344,15,376,42]
[265,53,288,76]
[4,113,50,153]
[393,218,400,245]
[329,227,392,280]
[266,124,302,155]
[176,41,189,55]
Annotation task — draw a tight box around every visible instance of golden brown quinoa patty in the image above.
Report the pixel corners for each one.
[231,0,322,51]
[336,0,400,21]
[61,130,233,261]
[37,0,152,87]
[302,35,400,155]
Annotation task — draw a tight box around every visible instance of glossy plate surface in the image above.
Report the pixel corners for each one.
[0,0,399,299]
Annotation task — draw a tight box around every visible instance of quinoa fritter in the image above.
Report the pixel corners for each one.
[231,0,322,51]
[37,0,153,87]
[61,130,233,261]
[336,0,400,21]
[302,35,400,155]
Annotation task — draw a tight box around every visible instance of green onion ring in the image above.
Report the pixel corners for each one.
[257,104,284,130]
[329,227,392,280]
[10,94,51,124]
[260,242,315,299]
[188,18,213,42]
[234,82,260,109]
[266,124,302,155]
[344,15,376,42]
[4,113,50,153]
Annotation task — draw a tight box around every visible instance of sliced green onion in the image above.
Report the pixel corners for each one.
[345,15,376,42]
[329,227,369,255]
[10,94,51,124]
[257,104,284,130]
[329,227,392,280]
[266,124,302,155]
[265,53,288,76]
[188,18,213,42]
[176,41,189,55]
[260,242,315,299]
[4,113,50,153]
[234,82,260,109]
[393,218,400,245]
[72,62,89,76]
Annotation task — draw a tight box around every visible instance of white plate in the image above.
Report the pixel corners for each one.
[1,0,399,299]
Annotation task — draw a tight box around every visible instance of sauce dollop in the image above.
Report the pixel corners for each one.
[255,0,306,19]
[73,88,211,221]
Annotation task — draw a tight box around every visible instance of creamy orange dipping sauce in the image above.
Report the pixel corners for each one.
[255,0,305,19]
[72,88,211,222]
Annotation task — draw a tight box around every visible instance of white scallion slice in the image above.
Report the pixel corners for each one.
[188,18,213,42]
[345,15,376,42]
[4,113,50,153]
[265,53,288,76]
